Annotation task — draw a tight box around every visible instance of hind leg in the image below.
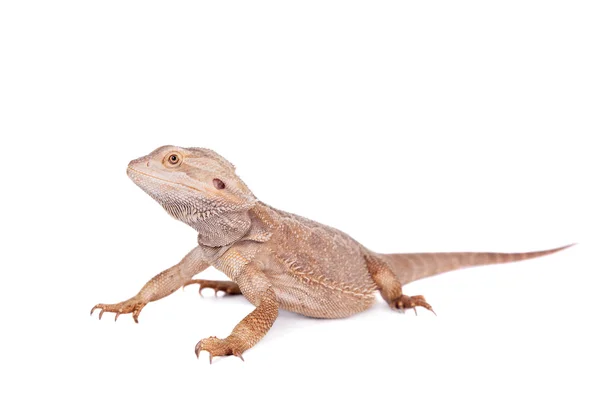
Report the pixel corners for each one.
[365,254,436,315]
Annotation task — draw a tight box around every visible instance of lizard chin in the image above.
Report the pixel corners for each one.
[126,166,253,247]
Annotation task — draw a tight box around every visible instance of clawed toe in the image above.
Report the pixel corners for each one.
[183,280,242,297]
[392,294,436,316]
[195,336,245,364]
[90,300,146,323]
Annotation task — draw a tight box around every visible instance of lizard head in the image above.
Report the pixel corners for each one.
[127,145,257,246]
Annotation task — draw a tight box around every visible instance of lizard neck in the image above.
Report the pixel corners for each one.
[193,203,276,247]
[194,210,252,247]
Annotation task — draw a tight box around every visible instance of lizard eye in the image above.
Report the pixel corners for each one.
[213,178,226,190]
[166,153,182,166]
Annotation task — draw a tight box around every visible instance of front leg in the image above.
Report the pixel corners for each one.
[91,246,210,322]
[195,264,278,363]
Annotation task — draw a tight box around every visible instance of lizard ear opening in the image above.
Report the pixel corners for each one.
[213,178,226,190]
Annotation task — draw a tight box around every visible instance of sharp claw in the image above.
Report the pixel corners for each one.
[195,343,201,359]
[198,287,205,297]
[414,307,418,316]
[209,353,213,364]
[115,312,120,321]
[99,310,105,320]
[90,306,97,316]
[237,353,245,362]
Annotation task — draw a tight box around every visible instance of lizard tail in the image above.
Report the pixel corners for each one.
[378,244,574,285]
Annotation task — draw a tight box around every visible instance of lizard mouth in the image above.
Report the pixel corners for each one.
[127,166,214,197]
[126,166,256,211]
[128,166,171,185]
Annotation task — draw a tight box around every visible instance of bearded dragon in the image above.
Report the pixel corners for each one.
[90,146,572,363]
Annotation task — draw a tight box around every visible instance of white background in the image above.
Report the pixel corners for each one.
[1,1,599,399]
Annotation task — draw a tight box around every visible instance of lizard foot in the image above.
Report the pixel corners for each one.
[391,294,436,316]
[183,279,242,297]
[195,336,245,364]
[90,296,147,323]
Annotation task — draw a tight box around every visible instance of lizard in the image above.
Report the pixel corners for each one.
[90,145,573,363]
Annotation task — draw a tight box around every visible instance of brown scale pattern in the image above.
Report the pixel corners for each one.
[91,146,574,362]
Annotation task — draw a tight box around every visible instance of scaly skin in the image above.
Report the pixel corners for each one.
[91,146,573,362]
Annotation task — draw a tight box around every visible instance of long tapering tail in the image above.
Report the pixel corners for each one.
[378,244,574,285]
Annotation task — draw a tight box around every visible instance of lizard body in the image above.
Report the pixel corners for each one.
[91,145,572,362]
